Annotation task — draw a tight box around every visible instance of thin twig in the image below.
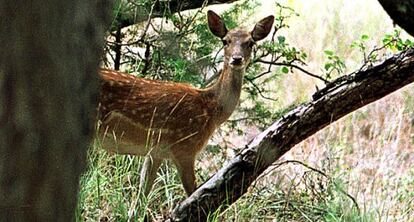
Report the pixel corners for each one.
[256,59,329,83]
[254,160,360,214]
[245,77,278,102]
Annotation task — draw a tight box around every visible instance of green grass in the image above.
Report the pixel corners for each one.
[76,142,187,221]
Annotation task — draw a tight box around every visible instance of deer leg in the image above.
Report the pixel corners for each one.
[173,157,196,196]
[139,155,162,195]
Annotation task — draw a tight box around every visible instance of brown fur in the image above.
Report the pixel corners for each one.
[99,69,219,158]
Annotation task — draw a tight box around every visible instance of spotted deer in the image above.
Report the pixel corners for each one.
[98,11,274,196]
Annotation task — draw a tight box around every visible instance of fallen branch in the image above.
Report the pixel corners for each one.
[168,47,414,221]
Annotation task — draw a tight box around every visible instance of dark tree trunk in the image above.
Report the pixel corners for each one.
[114,27,122,70]
[0,1,109,221]
[378,0,414,36]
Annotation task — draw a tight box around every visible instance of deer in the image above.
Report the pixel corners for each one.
[97,10,274,196]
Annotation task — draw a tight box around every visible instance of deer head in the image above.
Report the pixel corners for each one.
[207,10,275,70]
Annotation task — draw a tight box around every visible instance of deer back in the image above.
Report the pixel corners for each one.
[98,69,219,154]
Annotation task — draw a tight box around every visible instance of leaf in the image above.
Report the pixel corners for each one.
[324,50,334,56]
[324,63,332,71]
[361,34,369,41]
[300,52,307,60]
[338,60,346,69]
[281,66,289,74]
[405,39,413,47]
[277,36,286,44]
[350,42,358,48]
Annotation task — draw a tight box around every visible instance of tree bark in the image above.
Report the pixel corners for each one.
[169,47,414,221]
[0,1,109,221]
[378,0,414,36]
[114,27,122,70]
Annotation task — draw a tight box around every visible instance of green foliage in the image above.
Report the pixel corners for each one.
[346,30,413,72]
[165,58,204,84]
[323,50,346,79]
[350,34,369,56]
[258,35,307,65]
[383,29,414,51]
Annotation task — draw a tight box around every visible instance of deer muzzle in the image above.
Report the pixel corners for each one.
[230,55,244,66]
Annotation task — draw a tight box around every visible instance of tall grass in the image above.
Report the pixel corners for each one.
[77,0,414,221]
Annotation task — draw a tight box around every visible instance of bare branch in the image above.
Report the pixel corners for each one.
[244,77,278,102]
[256,59,330,83]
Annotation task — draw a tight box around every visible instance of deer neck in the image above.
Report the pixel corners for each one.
[209,64,245,122]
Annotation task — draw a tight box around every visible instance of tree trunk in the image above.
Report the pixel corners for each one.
[0,1,109,221]
[378,0,414,36]
[169,47,414,221]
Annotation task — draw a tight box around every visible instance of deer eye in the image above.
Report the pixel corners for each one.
[242,40,255,48]
[222,39,231,46]
[248,40,255,47]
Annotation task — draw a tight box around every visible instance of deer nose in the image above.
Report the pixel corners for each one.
[231,55,244,65]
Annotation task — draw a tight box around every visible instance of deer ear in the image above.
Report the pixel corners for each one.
[251,15,274,41]
[207,10,228,39]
